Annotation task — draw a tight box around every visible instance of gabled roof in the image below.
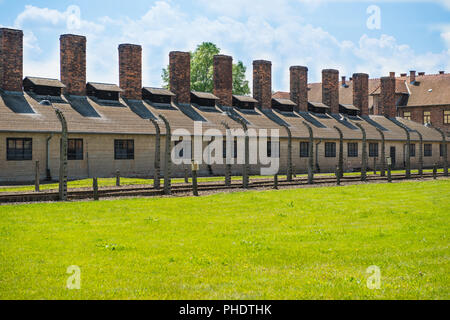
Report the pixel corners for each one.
[340,104,359,111]
[308,101,329,109]
[143,87,175,96]
[402,73,450,107]
[272,98,296,106]
[191,91,219,100]
[233,95,258,103]
[24,77,66,88]
[87,82,123,92]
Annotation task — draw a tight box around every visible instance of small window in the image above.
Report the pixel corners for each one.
[444,111,450,124]
[223,139,238,159]
[369,143,379,157]
[325,142,336,158]
[68,139,83,160]
[403,112,411,120]
[423,111,431,124]
[347,143,358,158]
[266,139,280,158]
[424,144,432,157]
[114,140,134,160]
[409,144,416,157]
[300,142,309,158]
[7,138,32,161]
[440,144,446,157]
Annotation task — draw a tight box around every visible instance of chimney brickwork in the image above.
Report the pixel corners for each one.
[253,60,272,110]
[169,51,190,104]
[0,28,23,92]
[380,76,396,118]
[290,66,308,112]
[410,70,416,84]
[119,44,142,100]
[60,34,86,96]
[213,55,233,106]
[352,73,369,116]
[322,69,339,114]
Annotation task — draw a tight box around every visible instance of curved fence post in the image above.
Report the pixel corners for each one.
[149,118,161,189]
[375,128,386,177]
[302,121,314,184]
[221,121,232,186]
[334,126,344,179]
[390,121,411,178]
[416,130,424,177]
[429,126,448,177]
[235,118,249,189]
[355,123,367,181]
[159,115,172,195]
[282,124,293,182]
[54,107,68,201]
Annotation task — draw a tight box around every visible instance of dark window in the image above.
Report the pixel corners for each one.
[409,144,416,157]
[369,143,379,157]
[114,140,134,160]
[223,139,238,159]
[325,142,336,158]
[440,144,446,157]
[348,143,358,158]
[300,142,309,158]
[424,144,432,157]
[68,139,83,160]
[7,138,32,161]
[267,139,280,158]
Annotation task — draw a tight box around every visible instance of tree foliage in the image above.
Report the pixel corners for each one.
[161,42,250,95]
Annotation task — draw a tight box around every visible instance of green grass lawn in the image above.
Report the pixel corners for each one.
[0,169,442,193]
[0,180,449,299]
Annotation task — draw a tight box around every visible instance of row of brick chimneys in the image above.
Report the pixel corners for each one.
[0,27,399,117]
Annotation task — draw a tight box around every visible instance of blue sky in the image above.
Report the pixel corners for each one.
[1,0,450,92]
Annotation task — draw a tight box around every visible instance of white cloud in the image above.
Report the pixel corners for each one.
[14,1,450,92]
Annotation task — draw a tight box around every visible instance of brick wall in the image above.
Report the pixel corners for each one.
[401,105,450,135]
[119,44,142,100]
[380,76,396,118]
[169,51,190,104]
[0,28,23,92]
[60,34,86,96]
[322,69,339,114]
[253,60,272,110]
[290,66,308,112]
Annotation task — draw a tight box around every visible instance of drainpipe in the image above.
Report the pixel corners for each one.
[46,133,54,181]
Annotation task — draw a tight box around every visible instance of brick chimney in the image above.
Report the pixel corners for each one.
[0,28,23,92]
[380,76,396,118]
[290,66,308,112]
[119,44,142,100]
[352,73,369,116]
[418,72,425,76]
[439,71,445,75]
[409,70,416,84]
[60,34,86,96]
[253,60,272,110]
[389,72,395,78]
[169,51,190,104]
[322,69,339,114]
[341,76,347,86]
[213,54,232,106]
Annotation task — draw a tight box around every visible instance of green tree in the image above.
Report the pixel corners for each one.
[161,42,250,95]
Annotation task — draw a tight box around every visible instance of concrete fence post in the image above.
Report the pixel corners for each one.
[335,166,341,186]
[54,107,68,201]
[93,177,99,201]
[282,124,293,182]
[35,160,40,192]
[116,170,120,187]
[355,123,367,181]
[334,126,344,179]
[433,163,437,179]
[233,117,249,189]
[376,128,386,177]
[191,160,199,196]
[149,118,161,189]
[416,131,424,177]
[373,157,377,175]
[159,115,172,195]
[273,174,279,189]
[221,121,232,187]
[302,121,314,184]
